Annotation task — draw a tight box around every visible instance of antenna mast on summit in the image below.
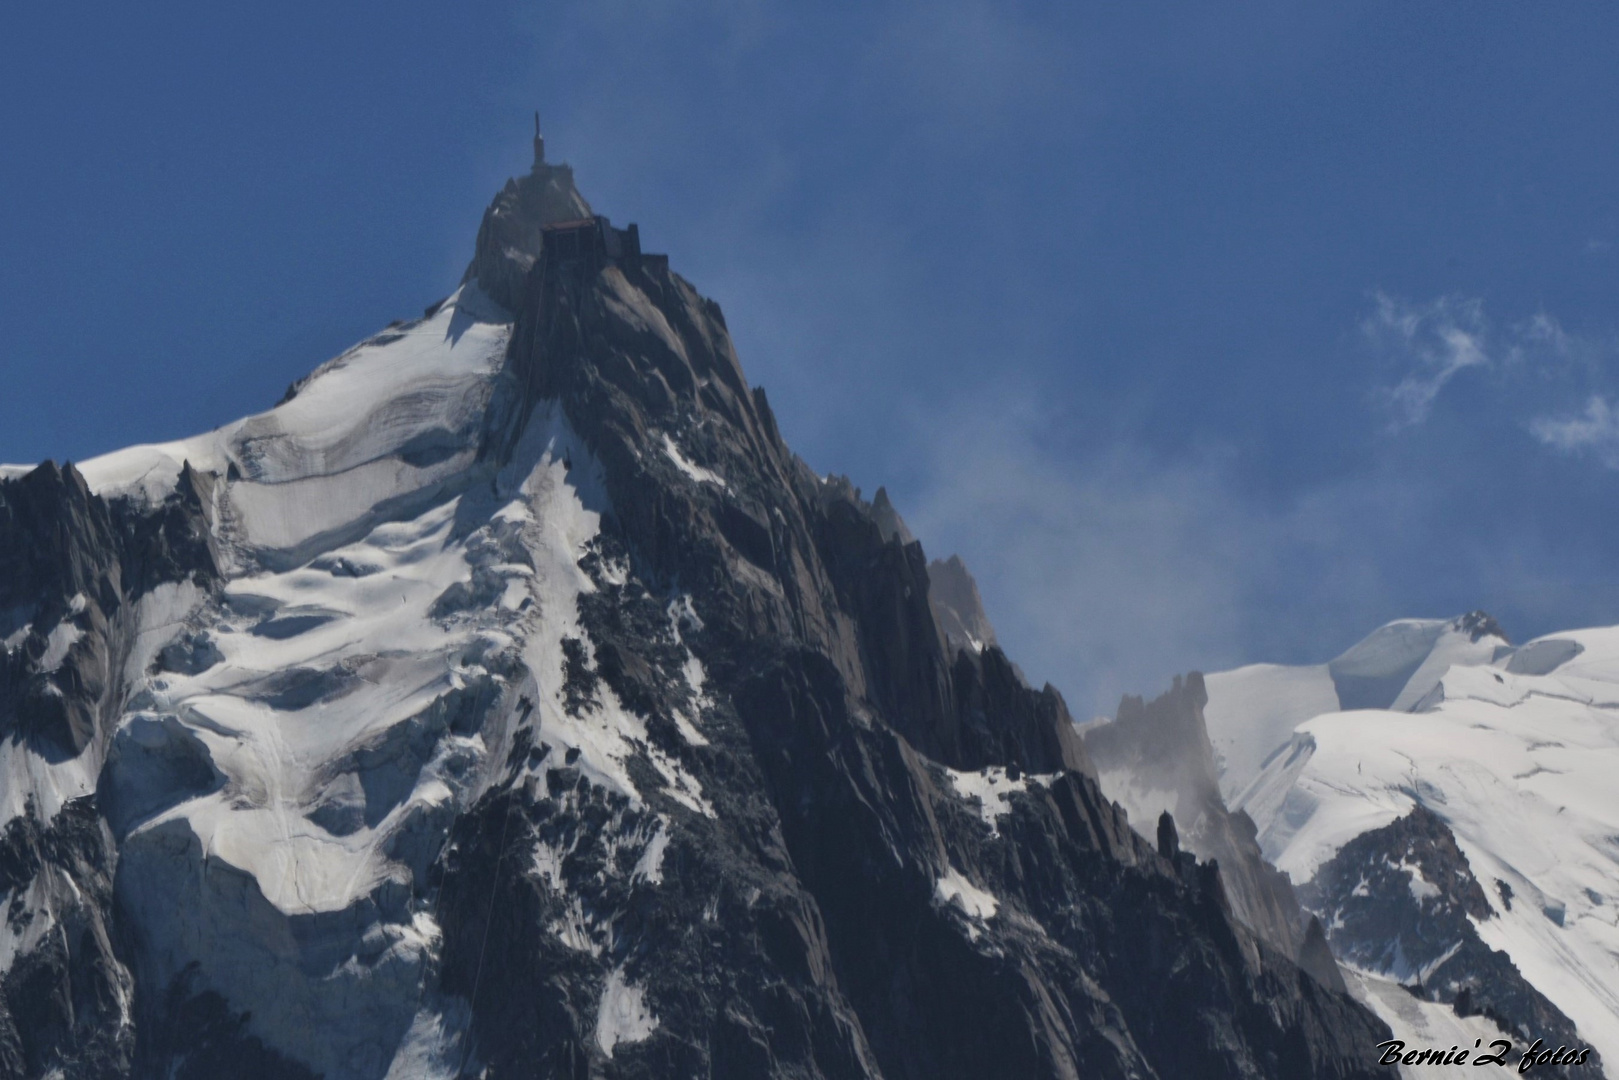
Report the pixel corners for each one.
[532,111,545,167]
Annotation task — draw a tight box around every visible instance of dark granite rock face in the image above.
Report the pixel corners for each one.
[130,966,320,1080]
[0,797,133,1079]
[0,460,219,758]
[0,462,127,758]
[0,461,219,1079]
[1299,806,1595,1077]
[1298,916,1348,996]
[419,225,1398,1078]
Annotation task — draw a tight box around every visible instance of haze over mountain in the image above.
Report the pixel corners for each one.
[6,4,1619,723]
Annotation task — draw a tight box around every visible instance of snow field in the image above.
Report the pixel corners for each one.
[1229,630,1619,1072]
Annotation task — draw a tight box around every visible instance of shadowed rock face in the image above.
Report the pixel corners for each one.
[0,461,218,758]
[424,218,1396,1078]
[0,461,126,757]
[465,159,594,315]
[0,797,132,1077]
[0,158,1399,1079]
[0,461,219,1078]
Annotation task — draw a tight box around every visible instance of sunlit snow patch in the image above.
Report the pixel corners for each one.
[660,433,727,489]
[943,766,1052,836]
[595,968,658,1057]
[935,865,998,921]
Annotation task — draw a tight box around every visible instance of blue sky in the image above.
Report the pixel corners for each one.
[3,2,1617,715]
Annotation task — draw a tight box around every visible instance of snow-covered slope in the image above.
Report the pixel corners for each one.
[75,284,511,534]
[1205,612,1509,802]
[1206,617,1619,1074]
[1341,968,1505,1079]
[1,285,701,1076]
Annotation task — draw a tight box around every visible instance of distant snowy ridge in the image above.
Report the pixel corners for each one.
[1205,612,1509,802]
[1201,613,1619,1075]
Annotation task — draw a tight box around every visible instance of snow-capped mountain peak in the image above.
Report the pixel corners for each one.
[1205,611,1512,803]
[0,135,1400,1079]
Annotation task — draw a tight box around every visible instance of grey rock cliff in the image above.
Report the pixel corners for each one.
[926,554,997,655]
[464,158,593,314]
[1084,673,1320,975]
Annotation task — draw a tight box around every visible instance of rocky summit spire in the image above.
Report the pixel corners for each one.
[463,116,592,311]
[1157,810,1180,860]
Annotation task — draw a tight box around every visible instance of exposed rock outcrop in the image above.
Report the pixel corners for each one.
[1299,806,1595,1077]
[0,460,218,756]
[465,158,593,314]
[1084,673,1319,975]
[0,458,220,1078]
[927,554,997,655]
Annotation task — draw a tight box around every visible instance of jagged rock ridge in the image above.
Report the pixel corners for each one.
[1082,673,1340,988]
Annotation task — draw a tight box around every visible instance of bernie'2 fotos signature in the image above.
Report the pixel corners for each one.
[1377,1038,1594,1072]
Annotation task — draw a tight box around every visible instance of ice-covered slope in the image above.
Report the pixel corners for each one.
[1240,629,1619,1071]
[1341,967,1505,1080]
[0,284,687,1076]
[74,284,512,535]
[110,398,647,1079]
[0,272,738,1074]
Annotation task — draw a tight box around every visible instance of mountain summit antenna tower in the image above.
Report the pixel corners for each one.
[533,112,545,168]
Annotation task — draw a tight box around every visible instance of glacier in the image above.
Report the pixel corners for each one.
[1205,615,1619,1074]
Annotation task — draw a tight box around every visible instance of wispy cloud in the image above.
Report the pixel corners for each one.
[1364,294,1619,461]
[1505,311,1571,365]
[1364,292,1490,429]
[903,295,1619,715]
[1530,396,1619,469]
[902,390,1401,717]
